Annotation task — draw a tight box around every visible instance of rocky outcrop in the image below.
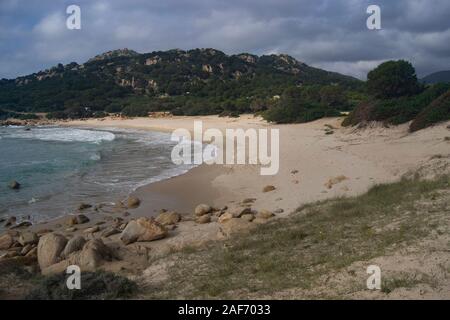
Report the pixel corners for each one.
[0,233,14,250]
[8,180,21,190]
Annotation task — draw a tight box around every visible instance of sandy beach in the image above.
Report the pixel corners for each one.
[65,115,450,218]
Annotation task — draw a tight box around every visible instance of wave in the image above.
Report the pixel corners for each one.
[2,127,115,144]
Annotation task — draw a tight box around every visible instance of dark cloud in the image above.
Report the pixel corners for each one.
[0,0,449,79]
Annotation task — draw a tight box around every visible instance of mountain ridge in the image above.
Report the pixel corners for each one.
[0,48,362,116]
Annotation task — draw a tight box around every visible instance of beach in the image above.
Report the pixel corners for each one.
[65,115,450,217]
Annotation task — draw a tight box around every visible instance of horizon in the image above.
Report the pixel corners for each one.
[1,0,450,80]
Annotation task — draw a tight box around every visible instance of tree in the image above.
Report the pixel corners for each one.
[367,60,421,98]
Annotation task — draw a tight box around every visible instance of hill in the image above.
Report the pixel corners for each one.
[0,48,361,117]
[421,70,450,84]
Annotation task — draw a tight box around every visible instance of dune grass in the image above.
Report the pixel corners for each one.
[142,175,449,299]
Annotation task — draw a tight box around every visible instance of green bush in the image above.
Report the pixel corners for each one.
[367,60,422,99]
[410,89,450,132]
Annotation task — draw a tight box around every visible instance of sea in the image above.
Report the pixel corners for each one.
[0,125,197,224]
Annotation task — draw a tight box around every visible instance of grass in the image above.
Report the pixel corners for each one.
[141,175,449,299]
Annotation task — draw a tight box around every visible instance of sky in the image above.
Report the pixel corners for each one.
[1,0,449,80]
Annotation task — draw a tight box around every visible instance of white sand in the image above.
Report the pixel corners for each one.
[65,115,450,215]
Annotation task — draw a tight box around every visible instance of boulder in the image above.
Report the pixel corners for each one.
[274,208,284,214]
[62,235,86,258]
[42,239,112,275]
[256,209,275,219]
[126,197,141,209]
[194,204,212,216]
[155,211,181,226]
[120,217,167,245]
[196,214,211,224]
[37,233,67,269]
[20,244,34,256]
[18,232,38,246]
[240,213,255,222]
[218,212,233,224]
[0,233,14,250]
[262,185,276,193]
[113,217,124,227]
[8,180,21,190]
[219,218,255,238]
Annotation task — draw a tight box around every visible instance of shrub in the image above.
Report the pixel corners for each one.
[367,60,422,99]
[410,89,450,132]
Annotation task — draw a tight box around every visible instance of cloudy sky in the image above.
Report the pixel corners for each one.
[1,0,449,79]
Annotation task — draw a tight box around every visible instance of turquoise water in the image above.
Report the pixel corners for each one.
[0,126,195,224]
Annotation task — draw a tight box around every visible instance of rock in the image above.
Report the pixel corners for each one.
[83,226,100,234]
[113,217,124,227]
[20,244,34,256]
[262,185,276,193]
[120,217,167,245]
[240,213,255,222]
[63,235,86,258]
[196,214,211,224]
[95,221,106,226]
[42,239,112,275]
[219,218,255,238]
[67,214,89,225]
[76,214,90,224]
[155,211,181,226]
[10,221,32,229]
[194,204,212,216]
[122,211,131,217]
[37,233,67,269]
[25,247,37,258]
[220,206,228,211]
[126,197,141,209]
[78,203,92,211]
[231,207,252,218]
[66,227,77,232]
[242,198,256,204]
[0,233,14,250]
[4,216,16,227]
[274,208,284,214]
[218,212,233,224]
[101,227,120,238]
[18,232,38,246]
[8,180,21,190]
[256,209,274,220]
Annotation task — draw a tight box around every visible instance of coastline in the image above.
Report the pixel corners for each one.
[61,115,450,218]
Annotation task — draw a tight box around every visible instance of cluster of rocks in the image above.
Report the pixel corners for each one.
[0,230,41,263]
[1,194,280,276]
[192,203,276,238]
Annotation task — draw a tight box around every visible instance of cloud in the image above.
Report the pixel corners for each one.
[0,0,449,79]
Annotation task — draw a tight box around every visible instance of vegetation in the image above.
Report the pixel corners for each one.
[261,85,358,123]
[344,60,450,130]
[0,48,361,120]
[367,60,422,99]
[410,89,450,132]
[141,175,449,299]
[25,271,137,300]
